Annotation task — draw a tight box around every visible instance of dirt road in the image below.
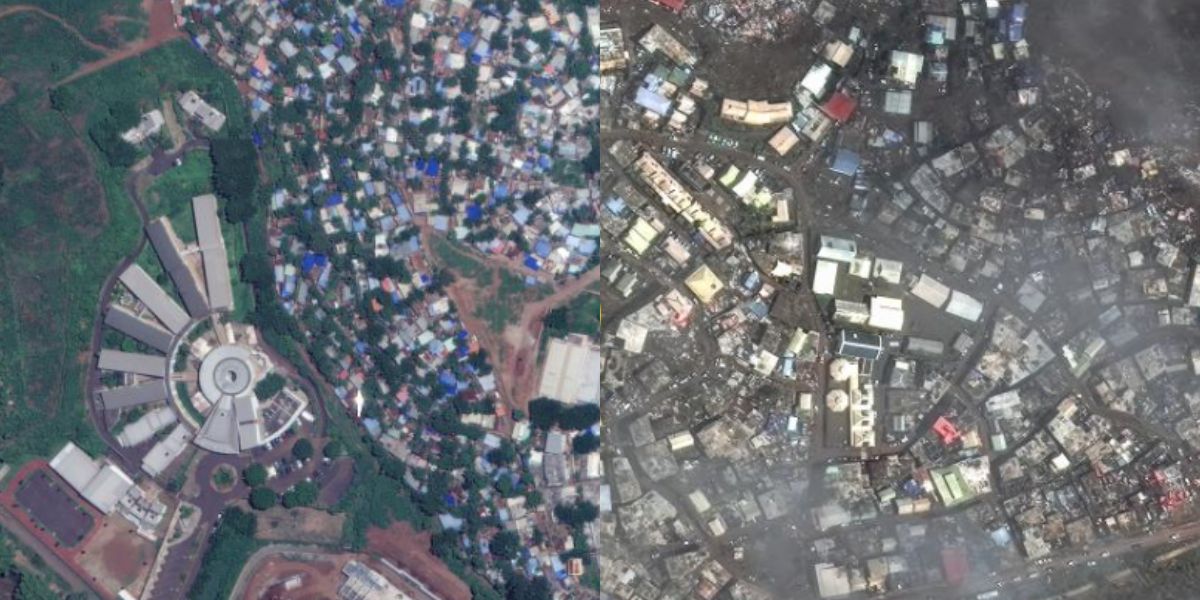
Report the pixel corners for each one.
[53,0,183,87]
[0,0,182,88]
[430,230,600,412]
[0,5,116,52]
[499,268,600,411]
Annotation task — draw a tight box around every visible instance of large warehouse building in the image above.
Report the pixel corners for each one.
[48,442,135,514]
[538,334,602,405]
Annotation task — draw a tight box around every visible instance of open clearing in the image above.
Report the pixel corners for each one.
[76,513,156,597]
[240,553,346,600]
[255,507,346,545]
[365,523,471,600]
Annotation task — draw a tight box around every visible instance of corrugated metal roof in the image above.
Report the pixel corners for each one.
[118,264,190,333]
[97,349,167,378]
[49,442,100,492]
[146,218,210,317]
[142,424,193,477]
[193,195,235,311]
[100,380,169,410]
[80,465,134,514]
[104,306,175,353]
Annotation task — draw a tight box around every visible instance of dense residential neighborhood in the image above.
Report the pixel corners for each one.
[599,0,1200,598]
[175,0,604,597]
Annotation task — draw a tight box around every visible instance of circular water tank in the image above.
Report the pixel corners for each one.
[826,389,850,412]
[829,358,856,382]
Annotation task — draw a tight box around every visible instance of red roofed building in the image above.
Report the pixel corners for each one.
[941,547,969,586]
[932,417,960,445]
[649,0,685,11]
[821,92,858,123]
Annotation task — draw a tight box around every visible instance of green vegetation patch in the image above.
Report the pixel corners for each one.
[0,529,84,599]
[0,0,144,49]
[431,236,493,286]
[475,272,552,333]
[0,12,104,89]
[187,507,260,600]
[52,39,249,169]
[543,291,601,340]
[145,149,211,243]
[0,14,140,464]
[475,300,515,334]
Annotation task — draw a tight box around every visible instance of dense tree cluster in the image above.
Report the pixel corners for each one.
[253,373,286,400]
[249,487,277,510]
[209,138,259,222]
[188,508,258,600]
[571,432,599,455]
[282,481,319,508]
[242,463,267,487]
[528,398,600,431]
[553,500,599,528]
[291,438,315,461]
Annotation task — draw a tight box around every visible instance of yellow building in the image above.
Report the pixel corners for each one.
[685,264,725,305]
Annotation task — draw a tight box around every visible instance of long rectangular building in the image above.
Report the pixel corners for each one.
[538,335,602,404]
[192,194,234,311]
[142,424,192,477]
[99,380,169,410]
[105,306,175,353]
[49,442,134,514]
[146,218,210,317]
[97,349,167,378]
[118,264,190,333]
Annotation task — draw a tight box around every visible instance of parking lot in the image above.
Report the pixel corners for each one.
[14,470,94,548]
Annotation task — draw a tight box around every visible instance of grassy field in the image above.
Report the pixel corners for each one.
[0,0,145,48]
[0,12,104,82]
[544,289,601,339]
[145,150,211,244]
[431,236,493,287]
[0,12,140,464]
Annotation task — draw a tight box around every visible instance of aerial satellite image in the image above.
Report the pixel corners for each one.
[598,0,1200,599]
[0,0,599,598]
[2,0,1200,599]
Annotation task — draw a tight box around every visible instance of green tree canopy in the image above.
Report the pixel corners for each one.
[324,439,346,459]
[489,530,520,561]
[254,373,286,400]
[553,500,598,528]
[242,463,268,487]
[209,138,259,222]
[249,487,277,510]
[282,481,319,508]
[571,432,600,455]
[292,438,314,461]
